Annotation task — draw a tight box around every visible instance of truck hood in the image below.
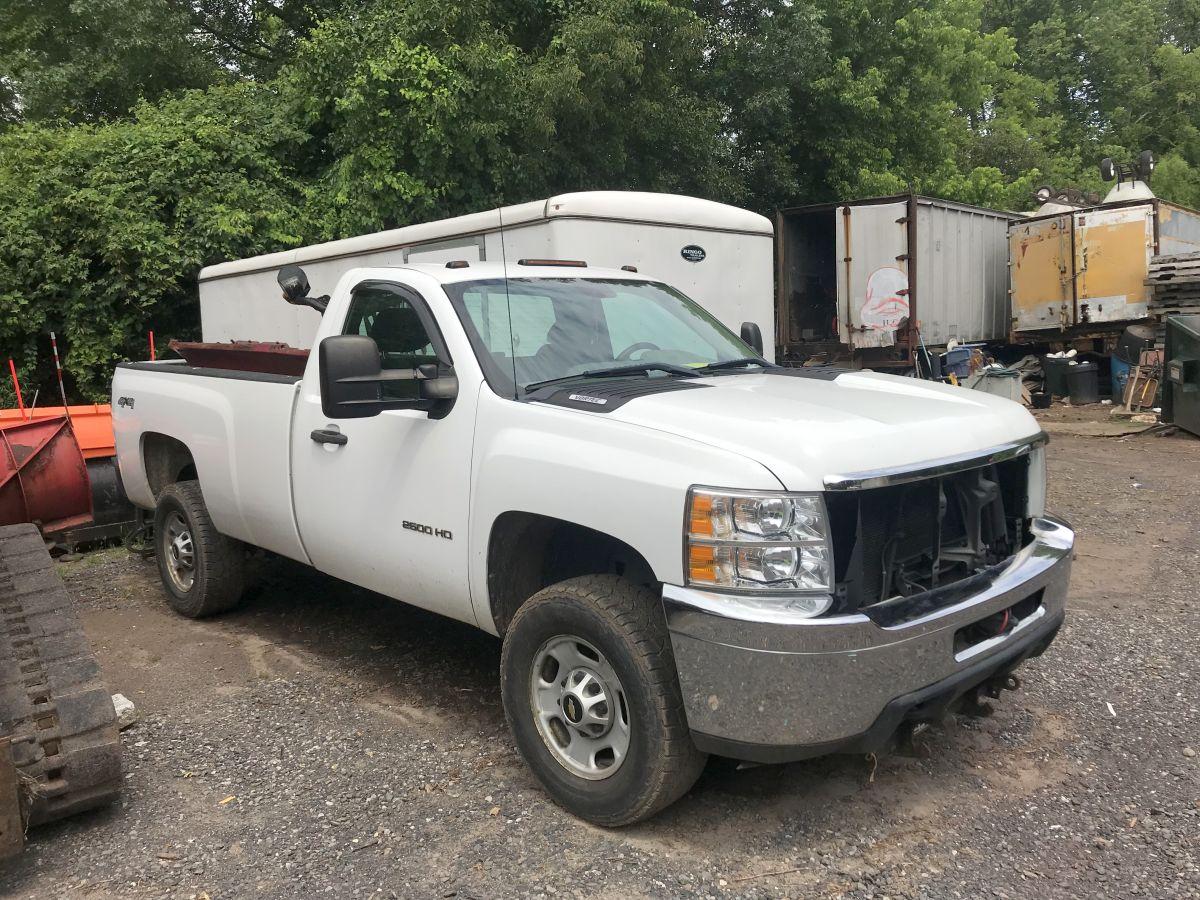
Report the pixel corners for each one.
[605,370,1042,491]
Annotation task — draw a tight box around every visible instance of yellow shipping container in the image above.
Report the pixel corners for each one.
[1010,199,1200,340]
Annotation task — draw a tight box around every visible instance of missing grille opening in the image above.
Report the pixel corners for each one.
[828,456,1031,613]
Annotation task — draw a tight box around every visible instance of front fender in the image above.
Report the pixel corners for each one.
[468,389,782,635]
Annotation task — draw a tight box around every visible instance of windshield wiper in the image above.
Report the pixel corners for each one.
[524,363,700,395]
[697,357,771,372]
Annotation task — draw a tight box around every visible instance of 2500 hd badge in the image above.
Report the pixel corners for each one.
[403,520,452,540]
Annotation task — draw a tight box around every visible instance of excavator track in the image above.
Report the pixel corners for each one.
[0,523,121,841]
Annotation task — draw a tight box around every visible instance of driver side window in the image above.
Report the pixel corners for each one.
[343,285,440,400]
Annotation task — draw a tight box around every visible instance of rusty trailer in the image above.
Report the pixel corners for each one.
[1009,198,1200,343]
[775,194,1014,365]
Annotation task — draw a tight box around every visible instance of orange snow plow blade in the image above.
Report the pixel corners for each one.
[0,416,93,533]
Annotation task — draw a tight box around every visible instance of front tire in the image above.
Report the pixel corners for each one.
[154,480,245,618]
[500,575,706,826]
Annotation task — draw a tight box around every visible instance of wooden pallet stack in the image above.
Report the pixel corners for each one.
[1147,252,1200,347]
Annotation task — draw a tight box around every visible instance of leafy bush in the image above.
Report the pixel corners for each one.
[0,84,305,402]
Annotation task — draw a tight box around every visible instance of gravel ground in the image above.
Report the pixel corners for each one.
[1,422,1198,899]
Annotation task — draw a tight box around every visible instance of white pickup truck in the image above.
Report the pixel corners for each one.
[112,260,1073,825]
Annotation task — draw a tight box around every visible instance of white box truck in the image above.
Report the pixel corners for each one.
[198,191,777,359]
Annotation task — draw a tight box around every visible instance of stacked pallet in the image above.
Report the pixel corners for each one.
[1147,252,1200,347]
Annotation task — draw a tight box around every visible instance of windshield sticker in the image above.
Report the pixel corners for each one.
[681,245,706,263]
[568,394,608,405]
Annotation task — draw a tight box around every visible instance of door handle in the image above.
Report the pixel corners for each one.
[310,428,348,446]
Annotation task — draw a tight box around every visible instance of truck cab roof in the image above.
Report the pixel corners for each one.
[350,262,659,287]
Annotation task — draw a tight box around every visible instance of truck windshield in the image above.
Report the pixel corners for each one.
[443,277,760,397]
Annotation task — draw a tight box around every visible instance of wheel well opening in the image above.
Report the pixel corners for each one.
[142,433,197,497]
[487,512,657,635]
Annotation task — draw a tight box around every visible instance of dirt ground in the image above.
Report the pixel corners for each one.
[2,412,1199,899]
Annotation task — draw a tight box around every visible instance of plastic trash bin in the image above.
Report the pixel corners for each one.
[1041,356,1071,397]
[942,347,973,378]
[1067,361,1100,405]
[1111,355,1131,401]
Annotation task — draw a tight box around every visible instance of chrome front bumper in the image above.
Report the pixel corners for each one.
[663,516,1074,762]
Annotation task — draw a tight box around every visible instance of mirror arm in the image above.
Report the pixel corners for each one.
[282,292,329,314]
[335,364,452,385]
[333,397,435,412]
[336,370,419,385]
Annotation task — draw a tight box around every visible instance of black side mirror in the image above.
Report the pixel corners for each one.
[318,334,457,419]
[278,265,329,314]
[740,321,764,356]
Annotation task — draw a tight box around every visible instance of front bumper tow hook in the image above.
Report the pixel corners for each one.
[985,673,1021,699]
[962,672,1022,718]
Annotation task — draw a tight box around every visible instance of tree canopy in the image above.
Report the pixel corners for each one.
[1,0,1198,400]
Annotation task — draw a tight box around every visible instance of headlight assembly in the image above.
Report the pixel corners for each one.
[685,488,835,613]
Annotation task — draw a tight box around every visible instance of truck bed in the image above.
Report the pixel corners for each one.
[111,361,310,564]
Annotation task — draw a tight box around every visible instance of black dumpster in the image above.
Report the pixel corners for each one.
[1164,314,1200,436]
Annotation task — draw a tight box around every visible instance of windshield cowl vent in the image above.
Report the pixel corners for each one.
[528,377,708,412]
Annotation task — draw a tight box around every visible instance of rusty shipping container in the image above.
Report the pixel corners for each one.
[776,195,1014,363]
[1009,198,1200,340]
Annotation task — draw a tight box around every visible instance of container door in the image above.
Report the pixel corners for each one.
[835,201,910,349]
[1074,204,1154,324]
[1009,214,1072,333]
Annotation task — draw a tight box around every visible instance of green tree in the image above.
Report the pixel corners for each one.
[696,0,829,208]
[0,84,305,401]
[530,0,732,199]
[282,0,535,236]
[171,0,356,79]
[284,0,730,237]
[706,0,1025,209]
[0,0,219,122]
[985,0,1200,207]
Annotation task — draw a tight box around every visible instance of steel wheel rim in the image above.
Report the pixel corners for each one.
[530,635,630,780]
[162,511,195,592]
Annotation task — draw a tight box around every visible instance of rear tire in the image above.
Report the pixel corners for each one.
[500,575,707,826]
[154,480,245,618]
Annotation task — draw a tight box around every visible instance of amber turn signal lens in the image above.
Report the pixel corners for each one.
[688,544,717,582]
[688,492,714,536]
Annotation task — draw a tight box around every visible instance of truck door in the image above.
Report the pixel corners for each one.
[290,278,478,626]
[1009,214,1073,333]
[835,201,910,350]
[1074,204,1155,325]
